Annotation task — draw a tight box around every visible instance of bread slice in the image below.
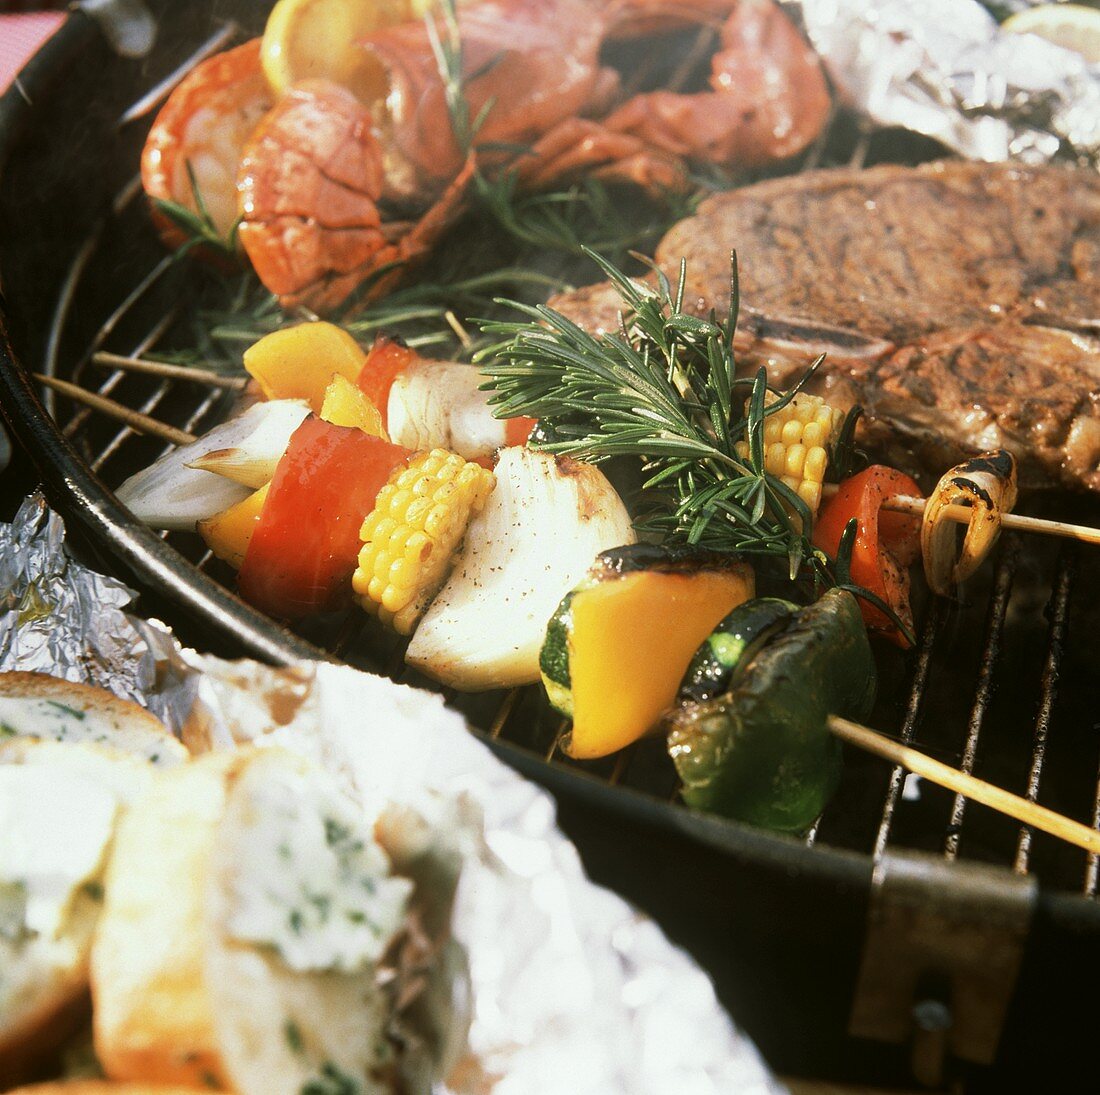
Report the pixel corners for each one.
[0,673,187,766]
[90,754,234,1089]
[0,741,155,1090]
[92,748,418,1094]
[213,748,420,1095]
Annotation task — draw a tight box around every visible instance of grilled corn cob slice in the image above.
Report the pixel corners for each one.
[735,392,844,515]
[352,449,495,635]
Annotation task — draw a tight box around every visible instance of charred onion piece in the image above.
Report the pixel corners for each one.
[406,448,635,691]
[921,451,1018,596]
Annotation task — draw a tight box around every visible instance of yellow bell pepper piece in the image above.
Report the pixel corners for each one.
[319,373,388,440]
[243,322,366,412]
[564,565,754,760]
[197,483,270,570]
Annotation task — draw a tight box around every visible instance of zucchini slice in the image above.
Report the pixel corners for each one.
[678,597,797,704]
[541,545,755,761]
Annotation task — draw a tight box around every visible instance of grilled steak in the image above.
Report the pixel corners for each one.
[549,162,1100,491]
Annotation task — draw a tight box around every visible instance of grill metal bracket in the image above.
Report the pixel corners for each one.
[849,849,1036,1078]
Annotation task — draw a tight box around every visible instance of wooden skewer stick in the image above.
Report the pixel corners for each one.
[91,351,249,391]
[34,374,197,447]
[821,483,1100,547]
[30,370,1100,551]
[828,714,1100,856]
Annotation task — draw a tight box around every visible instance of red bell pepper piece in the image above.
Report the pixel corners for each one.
[812,465,922,647]
[504,416,538,447]
[356,335,418,428]
[238,416,411,619]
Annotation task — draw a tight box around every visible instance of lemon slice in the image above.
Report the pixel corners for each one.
[1003,3,1100,64]
[261,0,433,102]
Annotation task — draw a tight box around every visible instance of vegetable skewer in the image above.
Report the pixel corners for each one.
[29,374,1100,851]
[38,368,1100,549]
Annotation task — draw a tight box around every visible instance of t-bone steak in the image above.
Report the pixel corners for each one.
[548,161,1100,491]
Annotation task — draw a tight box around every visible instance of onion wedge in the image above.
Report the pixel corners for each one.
[387,360,504,461]
[184,399,312,487]
[406,448,635,690]
[921,450,1018,596]
[115,400,309,531]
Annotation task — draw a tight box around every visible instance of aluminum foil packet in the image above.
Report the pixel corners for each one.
[795,0,1100,167]
[0,495,783,1094]
[186,655,783,1094]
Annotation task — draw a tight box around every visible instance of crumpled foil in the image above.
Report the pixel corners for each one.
[0,496,784,1095]
[795,0,1100,168]
[0,493,197,730]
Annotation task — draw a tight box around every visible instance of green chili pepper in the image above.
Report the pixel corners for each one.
[666,588,876,834]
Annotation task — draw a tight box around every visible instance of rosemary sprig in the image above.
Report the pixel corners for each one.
[425,0,491,156]
[153,161,239,260]
[478,249,820,573]
[828,405,867,481]
[154,259,566,376]
[472,171,697,266]
[477,249,917,643]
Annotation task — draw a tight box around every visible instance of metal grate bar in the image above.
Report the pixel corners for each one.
[42,235,104,416]
[1085,770,1100,897]
[801,109,835,172]
[61,255,178,439]
[805,819,820,848]
[872,597,945,859]
[848,125,872,171]
[87,253,178,356]
[608,750,630,787]
[180,387,224,435]
[944,540,1019,860]
[327,614,367,660]
[1014,553,1074,873]
[89,371,209,471]
[385,640,409,680]
[84,314,185,470]
[72,308,178,393]
[45,174,147,378]
[489,689,521,739]
[118,23,240,127]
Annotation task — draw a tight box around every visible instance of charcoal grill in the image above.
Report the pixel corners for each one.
[3,4,1100,1090]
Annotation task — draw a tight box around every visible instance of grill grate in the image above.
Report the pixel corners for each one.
[1014,553,1073,876]
[944,542,1018,862]
[25,22,1100,901]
